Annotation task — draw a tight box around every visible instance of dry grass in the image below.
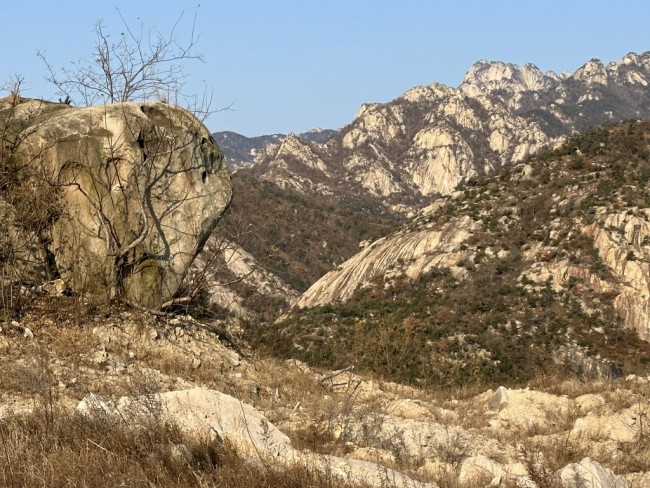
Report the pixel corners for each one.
[3,297,649,488]
[0,406,380,488]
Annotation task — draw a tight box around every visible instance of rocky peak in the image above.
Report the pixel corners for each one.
[572,58,609,85]
[245,51,650,218]
[461,60,556,98]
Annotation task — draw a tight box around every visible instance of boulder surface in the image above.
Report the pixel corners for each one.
[7,98,231,308]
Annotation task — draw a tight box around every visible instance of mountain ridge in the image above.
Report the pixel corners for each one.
[213,129,337,170]
[238,51,650,215]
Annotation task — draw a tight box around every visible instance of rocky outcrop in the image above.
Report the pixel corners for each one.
[244,52,650,215]
[293,206,475,309]
[559,458,628,488]
[190,235,299,318]
[8,99,231,308]
[583,210,650,341]
[289,122,650,350]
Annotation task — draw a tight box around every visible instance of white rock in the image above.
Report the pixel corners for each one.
[76,393,117,417]
[574,394,605,413]
[572,408,637,443]
[119,388,292,459]
[488,386,510,410]
[291,451,436,488]
[459,455,504,486]
[559,457,628,488]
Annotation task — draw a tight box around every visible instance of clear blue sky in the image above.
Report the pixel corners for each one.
[1,1,649,136]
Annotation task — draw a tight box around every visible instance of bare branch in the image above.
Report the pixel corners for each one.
[38,9,204,109]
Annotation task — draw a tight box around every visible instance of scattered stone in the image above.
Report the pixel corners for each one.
[559,457,628,488]
[488,386,510,410]
[386,398,434,421]
[76,393,116,417]
[459,455,504,486]
[92,348,109,366]
[349,446,396,466]
[574,394,605,413]
[41,279,67,296]
[191,357,201,370]
[625,374,648,384]
[292,451,436,488]
[486,388,573,431]
[166,443,193,464]
[572,408,637,443]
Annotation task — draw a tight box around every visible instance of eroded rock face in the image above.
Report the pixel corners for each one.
[16,100,231,308]
[584,210,650,341]
[245,52,650,215]
[293,207,475,309]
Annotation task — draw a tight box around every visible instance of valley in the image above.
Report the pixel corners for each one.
[2,51,650,488]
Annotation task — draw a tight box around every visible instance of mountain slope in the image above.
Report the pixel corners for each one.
[246,52,650,213]
[218,173,401,292]
[257,121,650,386]
[220,52,650,295]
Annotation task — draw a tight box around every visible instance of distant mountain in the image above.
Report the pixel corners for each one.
[244,52,650,213]
[212,131,285,170]
[220,51,650,292]
[212,129,337,170]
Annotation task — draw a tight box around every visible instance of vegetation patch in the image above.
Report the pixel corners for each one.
[257,121,650,388]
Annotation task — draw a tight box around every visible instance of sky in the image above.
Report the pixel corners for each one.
[1,1,649,137]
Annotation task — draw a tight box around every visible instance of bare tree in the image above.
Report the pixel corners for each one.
[27,10,235,311]
[37,9,209,114]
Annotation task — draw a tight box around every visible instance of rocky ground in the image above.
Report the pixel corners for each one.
[1,296,648,487]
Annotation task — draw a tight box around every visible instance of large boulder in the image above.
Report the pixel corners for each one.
[76,388,435,488]
[11,99,231,308]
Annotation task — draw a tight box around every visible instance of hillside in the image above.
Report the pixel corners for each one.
[1,293,649,487]
[258,120,650,388]
[218,173,401,292]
